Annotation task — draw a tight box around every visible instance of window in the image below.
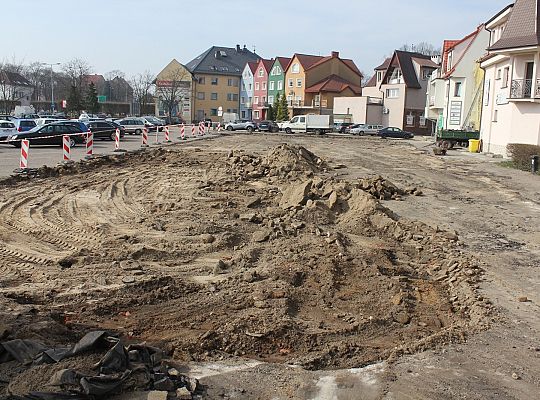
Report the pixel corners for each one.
[299,116,305,123]
[296,79,302,87]
[262,82,267,90]
[254,110,260,119]
[288,78,294,88]
[233,79,239,87]
[248,83,252,90]
[211,108,218,116]
[269,81,275,90]
[197,92,205,100]
[502,67,510,88]
[262,96,266,103]
[406,115,414,126]
[386,88,399,98]
[454,81,462,97]
[233,109,237,113]
[228,78,233,86]
[421,69,431,80]
[292,63,300,73]
[255,82,260,90]
[493,109,498,122]
[258,68,264,77]
[268,95,274,104]
[241,111,246,118]
[420,116,426,126]
[211,77,218,85]
[241,96,245,104]
[278,81,283,90]
[211,93,218,100]
[496,69,502,80]
[377,71,383,82]
[197,77,205,84]
[227,93,239,101]
[254,96,259,104]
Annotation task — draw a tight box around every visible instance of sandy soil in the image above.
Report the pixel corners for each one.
[0,133,539,399]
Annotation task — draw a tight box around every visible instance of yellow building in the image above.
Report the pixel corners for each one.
[185,45,260,122]
[155,59,194,121]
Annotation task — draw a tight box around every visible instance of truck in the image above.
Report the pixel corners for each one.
[222,112,239,124]
[280,114,333,135]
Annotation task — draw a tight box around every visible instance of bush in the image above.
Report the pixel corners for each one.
[506,143,540,171]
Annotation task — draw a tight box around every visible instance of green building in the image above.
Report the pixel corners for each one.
[267,57,291,106]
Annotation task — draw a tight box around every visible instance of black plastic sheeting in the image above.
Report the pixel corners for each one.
[0,331,197,399]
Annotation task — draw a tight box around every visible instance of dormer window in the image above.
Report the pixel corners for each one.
[292,63,300,73]
[389,69,403,84]
[377,71,383,82]
[258,68,264,77]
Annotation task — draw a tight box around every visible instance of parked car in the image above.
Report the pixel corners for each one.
[225,120,257,132]
[86,120,125,141]
[115,118,155,134]
[257,120,279,133]
[0,115,15,121]
[36,117,66,126]
[13,119,37,132]
[377,127,415,139]
[142,116,165,131]
[8,123,86,148]
[57,120,89,133]
[0,120,17,142]
[163,116,184,125]
[349,124,384,136]
[333,122,354,133]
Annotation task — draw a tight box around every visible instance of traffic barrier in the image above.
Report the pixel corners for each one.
[199,122,204,136]
[180,124,185,140]
[154,127,160,145]
[141,128,149,147]
[165,126,171,143]
[206,123,210,135]
[85,130,93,158]
[217,122,222,132]
[20,139,29,170]
[113,128,121,152]
[62,135,71,162]
[191,124,196,137]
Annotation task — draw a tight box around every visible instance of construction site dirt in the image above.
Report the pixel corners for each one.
[0,133,539,399]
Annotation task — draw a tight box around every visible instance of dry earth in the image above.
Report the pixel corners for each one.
[0,133,539,399]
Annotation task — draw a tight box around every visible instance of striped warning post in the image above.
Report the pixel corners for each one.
[154,126,160,145]
[141,128,149,147]
[217,122,222,132]
[165,126,171,142]
[20,139,29,169]
[206,122,210,135]
[63,135,71,162]
[199,122,204,136]
[114,128,121,151]
[85,130,93,158]
[191,124,196,137]
[180,124,185,140]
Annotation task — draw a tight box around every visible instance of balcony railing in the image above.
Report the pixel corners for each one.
[510,79,540,99]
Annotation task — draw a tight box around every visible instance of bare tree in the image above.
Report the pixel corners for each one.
[130,71,154,116]
[62,58,92,91]
[0,60,33,114]
[155,67,192,121]
[399,42,441,56]
[105,70,125,81]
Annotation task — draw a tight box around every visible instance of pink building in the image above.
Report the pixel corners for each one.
[252,58,274,121]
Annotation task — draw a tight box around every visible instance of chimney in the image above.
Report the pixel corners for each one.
[236,44,241,52]
[243,44,247,50]
[331,51,340,58]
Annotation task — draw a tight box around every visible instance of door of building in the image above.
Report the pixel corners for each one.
[525,62,534,98]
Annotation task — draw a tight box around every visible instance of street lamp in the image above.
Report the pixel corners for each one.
[41,62,61,113]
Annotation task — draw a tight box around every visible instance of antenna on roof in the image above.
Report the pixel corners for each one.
[253,45,256,53]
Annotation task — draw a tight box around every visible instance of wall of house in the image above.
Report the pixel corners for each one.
[381,83,406,128]
[253,63,269,121]
[268,61,286,107]
[285,57,307,106]
[240,66,253,120]
[333,97,367,123]
[193,74,240,122]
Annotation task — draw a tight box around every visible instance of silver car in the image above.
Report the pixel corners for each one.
[225,120,257,133]
[350,124,383,136]
[0,120,16,141]
[115,118,155,134]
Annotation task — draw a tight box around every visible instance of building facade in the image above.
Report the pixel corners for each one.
[240,62,256,120]
[364,51,438,134]
[0,70,34,114]
[480,0,540,156]
[267,57,290,108]
[186,45,260,122]
[252,59,273,121]
[426,27,490,133]
[154,59,194,121]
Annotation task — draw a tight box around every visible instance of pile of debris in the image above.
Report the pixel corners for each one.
[357,176,422,200]
[227,144,328,180]
[1,331,199,399]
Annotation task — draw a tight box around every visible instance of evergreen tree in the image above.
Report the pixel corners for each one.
[85,82,100,114]
[267,104,275,121]
[67,85,82,115]
[274,93,281,119]
[277,92,289,121]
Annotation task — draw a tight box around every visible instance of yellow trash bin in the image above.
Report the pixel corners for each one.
[469,139,481,153]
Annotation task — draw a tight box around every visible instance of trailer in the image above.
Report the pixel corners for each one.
[436,130,480,149]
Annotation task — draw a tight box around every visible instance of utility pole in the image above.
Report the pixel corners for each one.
[41,62,61,113]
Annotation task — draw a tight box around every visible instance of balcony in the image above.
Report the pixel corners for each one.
[313,99,328,108]
[510,79,540,99]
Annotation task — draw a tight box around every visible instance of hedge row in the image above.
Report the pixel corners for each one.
[507,143,540,171]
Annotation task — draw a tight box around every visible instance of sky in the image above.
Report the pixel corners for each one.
[4,0,511,78]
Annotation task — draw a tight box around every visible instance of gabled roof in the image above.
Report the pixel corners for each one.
[381,51,437,89]
[442,26,484,78]
[83,74,105,86]
[374,58,391,71]
[305,74,362,95]
[286,53,324,71]
[275,57,291,69]
[185,45,260,76]
[258,58,274,73]
[486,3,514,27]
[0,70,32,87]
[305,54,362,77]
[489,0,540,51]
[245,61,258,74]
[364,74,377,88]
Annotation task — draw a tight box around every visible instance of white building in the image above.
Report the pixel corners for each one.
[480,0,540,156]
[426,26,490,133]
[0,70,34,114]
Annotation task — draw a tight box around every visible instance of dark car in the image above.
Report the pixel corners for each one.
[8,123,86,148]
[163,116,184,125]
[257,120,279,133]
[377,127,415,139]
[143,116,166,131]
[333,122,354,133]
[86,120,126,140]
[57,120,88,132]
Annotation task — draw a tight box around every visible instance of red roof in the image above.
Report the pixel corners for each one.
[275,57,291,68]
[286,53,324,71]
[259,58,274,72]
[305,53,362,77]
[247,61,258,74]
[305,75,362,95]
[442,26,483,78]
[374,58,391,70]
